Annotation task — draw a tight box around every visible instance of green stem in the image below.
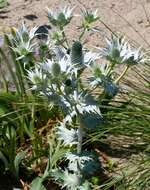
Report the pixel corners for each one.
[61,29,69,48]
[0,66,8,92]
[115,65,130,84]
[79,28,86,41]
[77,123,83,154]
[0,48,20,94]
[4,34,27,96]
[107,61,116,76]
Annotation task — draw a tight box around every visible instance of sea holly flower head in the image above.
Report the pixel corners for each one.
[27,67,46,89]
[10,23,38,43]
[47,6,73,28]
[82,9,99,27]
[121,47,145,65]
[88,62,118,96]
[100,35,145,65]
[12,40,35,61]
[41,57,71,77]
[8,24,38,62]
[99,36,126,64]
[88,62,110,87]
[70,41,99,75]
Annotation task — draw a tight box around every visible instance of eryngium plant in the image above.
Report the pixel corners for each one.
[27,39,145,189]
[6,6,145,189]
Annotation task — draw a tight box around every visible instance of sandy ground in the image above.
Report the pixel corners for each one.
[0,0,150,48]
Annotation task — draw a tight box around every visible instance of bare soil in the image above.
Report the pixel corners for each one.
[0,0,150,48]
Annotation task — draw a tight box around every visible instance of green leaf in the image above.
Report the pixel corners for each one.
[0,151,9,169]
[14,150,27,178]
[30,177,47,190]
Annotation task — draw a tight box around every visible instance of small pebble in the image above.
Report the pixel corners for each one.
[137,19,143,24]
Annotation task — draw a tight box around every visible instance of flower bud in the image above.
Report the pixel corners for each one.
[71,41,83,65]
[52,62,61,76]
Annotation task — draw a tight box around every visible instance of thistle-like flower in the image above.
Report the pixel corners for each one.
[8,24,38,61]
[100,35,145,65]
[11,23,38,43]
[47,6,73,28]
[82,9,99,26]
[121,46,145,65]
[88,62,110,86]
[88,62,118,96]
[27,67,46,89]
[41,58,70,77]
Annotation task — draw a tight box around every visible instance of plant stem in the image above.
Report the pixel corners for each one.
[0,48,20,94]
[107,61,116,76]
[77,123,83,154]
[61,29,69,48]
[79,28,86,41]
[115,65,130,84]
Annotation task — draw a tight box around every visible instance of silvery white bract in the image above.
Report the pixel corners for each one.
[41,58,70,76]
[62,91,101,124]
[87,62,109,87]
[100,36,145,65]
[99,36,126,63]
[53,46,68,60]
[88,62,118,96]
[67,91,100,115]
[61,6,74,20]
[13,40,35,61]
[51,168,80,190]
[84,51,100,65]
[43,92,69,109]
[62,170,80,190]
[8,24,38,61]
[27,68,46,89]
[13,24,38,43]
[78,181,91,190]
[121,47,145,65]
[47,6,73,28]
[65,152,92,172]
[56,122,78,146]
